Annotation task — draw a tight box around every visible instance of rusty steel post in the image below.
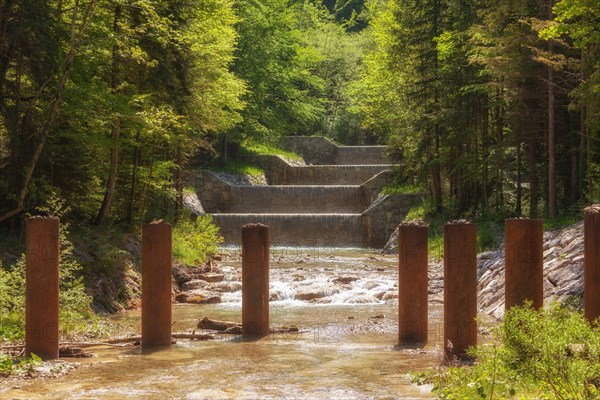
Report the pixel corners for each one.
[504,218,544,310]
[584,205,600,323]
[443,222,477,361]
[142,221,172,347]
[26,216,60,360]
[398,223,428,344]
[242,223,269,340]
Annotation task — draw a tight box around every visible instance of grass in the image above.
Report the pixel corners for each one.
[209,158,265,176]
[207,138,301,176]
[239,138,302,160]
[382,183,425,195]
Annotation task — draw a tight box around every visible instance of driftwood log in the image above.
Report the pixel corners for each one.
[198,316,303,334]
[0,331,216,354]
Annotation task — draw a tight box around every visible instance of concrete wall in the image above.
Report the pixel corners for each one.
[273,165,390,185]
[335,146,388,165]
[282,136,389,165]
[282,136,338,165]
[226,185,367,213]
[210,213,367,247]
[184,170,231,213]
[362,193,423,247]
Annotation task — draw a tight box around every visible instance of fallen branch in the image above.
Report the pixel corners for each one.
[1,331,215,352]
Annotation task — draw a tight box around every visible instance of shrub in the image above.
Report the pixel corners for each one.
[417,304,600,399]
[172,215,223,265]
[0,195,103,343]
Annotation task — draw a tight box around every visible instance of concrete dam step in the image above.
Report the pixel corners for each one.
[271,165,391,185]
[222,185,366,213]
[335,146,389,165]
[211,213,366,247]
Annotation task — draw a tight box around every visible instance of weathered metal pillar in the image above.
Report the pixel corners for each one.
[504,218,544,310]
[584,205,600,323]
[443,221,477,361]
[398,222,428,344]
[242,223,269,340]
[142,221,172,347]
[26,216,60,360]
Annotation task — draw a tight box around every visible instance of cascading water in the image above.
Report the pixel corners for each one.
[206,141,392,247]
[276,164,390,185]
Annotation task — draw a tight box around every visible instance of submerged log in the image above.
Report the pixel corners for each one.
[59,346,93,358]
[198,316,241,331]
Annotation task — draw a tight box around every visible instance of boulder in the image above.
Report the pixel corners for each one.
[182,191,205,217]
[181,279,209,291]
[198,273,225,283]
[332,276,359,284]
[295,284,339,301]
[205,281,242,293]
[176,289,221,304]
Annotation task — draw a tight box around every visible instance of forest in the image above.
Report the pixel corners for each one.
[1,1,600,396]
[1,0,599,226]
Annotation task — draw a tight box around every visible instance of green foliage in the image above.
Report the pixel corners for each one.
[418,304,600,399]
[230,0,326,140]
[172,216,223,266]
[382,184,424,195]
[0,353,42,378]
[0,195,102,343]
[239,139,302,160]
[401,201,505,260]
[210,159,265,177]
[0,259,25,342]
[353,0,599,217]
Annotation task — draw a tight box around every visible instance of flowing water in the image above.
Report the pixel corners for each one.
[1,250,445,399]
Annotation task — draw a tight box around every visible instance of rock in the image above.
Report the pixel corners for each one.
[181,279,209,291]
[374,291,386,300]
[123,238,141,258]
[347,294,380,304]
[308,298,333,304]
[294,283,339,301]
[371,314,385,319]
[197,273,225,283]
[382,227,399,254]
[176,290,221,304]
[332,276,359,284]
[382,292,398,301]
[362,281,380,290]
[474,220,585,318]
[205,281,242,293]
[182,191,205,217]
[172,264,193,285]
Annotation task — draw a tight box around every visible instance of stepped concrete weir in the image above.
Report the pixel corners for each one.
[189,136,422,248]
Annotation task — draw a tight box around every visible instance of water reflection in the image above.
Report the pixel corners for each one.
[1,250,440,399]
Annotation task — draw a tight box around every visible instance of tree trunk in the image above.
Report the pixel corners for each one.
[94,5,121,226]
[516,141,522,216]
[174,143,184,222]
[547,1,557,218]
[127,144,140,227]
[0,0,97,224]
[528,137,538,218]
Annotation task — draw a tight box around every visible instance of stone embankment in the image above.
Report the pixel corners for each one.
[384,221,585,318]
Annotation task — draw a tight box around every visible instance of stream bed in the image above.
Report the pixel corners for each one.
[2,249,445,399]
